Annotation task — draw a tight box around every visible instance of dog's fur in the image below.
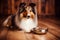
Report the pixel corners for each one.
[3,3,38,32]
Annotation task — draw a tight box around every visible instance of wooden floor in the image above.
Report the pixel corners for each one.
[0,17,60,40]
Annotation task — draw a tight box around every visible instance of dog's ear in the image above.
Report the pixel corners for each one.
[29,3,36,7]
[19,3,26,7]
[19,3,26,13]
[29,3,36,14]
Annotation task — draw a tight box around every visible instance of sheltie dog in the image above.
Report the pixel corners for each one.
[3,3,38,32]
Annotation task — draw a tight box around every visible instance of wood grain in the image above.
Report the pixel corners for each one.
[0,17,60,40]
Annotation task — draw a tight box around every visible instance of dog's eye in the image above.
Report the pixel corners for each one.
[30,10,32,12]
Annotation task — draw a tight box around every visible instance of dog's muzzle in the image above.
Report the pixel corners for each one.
[27,16,30,19]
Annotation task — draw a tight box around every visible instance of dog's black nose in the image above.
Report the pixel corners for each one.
[27,16,30,19]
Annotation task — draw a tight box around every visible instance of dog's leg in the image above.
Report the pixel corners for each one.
[3,16,12,28]
[34,6,38,27]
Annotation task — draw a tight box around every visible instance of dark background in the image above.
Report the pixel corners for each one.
[0,0,60,19]
[55,0,60,18]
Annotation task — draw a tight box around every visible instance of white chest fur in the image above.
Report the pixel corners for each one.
[20,18,37,32]
[15,14,38,32]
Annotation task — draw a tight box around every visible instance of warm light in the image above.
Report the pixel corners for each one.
[41,29,46,33]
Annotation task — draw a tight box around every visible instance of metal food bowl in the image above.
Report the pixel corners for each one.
[32,27,48,35]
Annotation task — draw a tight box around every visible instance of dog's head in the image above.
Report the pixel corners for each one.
[18,3,36,20]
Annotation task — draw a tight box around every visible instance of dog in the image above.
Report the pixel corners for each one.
[3,3,38,32]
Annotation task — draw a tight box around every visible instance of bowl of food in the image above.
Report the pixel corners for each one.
[32,27,48,35]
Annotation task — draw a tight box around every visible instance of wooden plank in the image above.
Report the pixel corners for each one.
[7,31,27,40]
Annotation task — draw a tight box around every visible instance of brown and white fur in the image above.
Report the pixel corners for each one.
[3,3,38,32]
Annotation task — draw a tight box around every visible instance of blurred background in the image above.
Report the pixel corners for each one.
[0,0,55,16]
[0,0,60,18]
